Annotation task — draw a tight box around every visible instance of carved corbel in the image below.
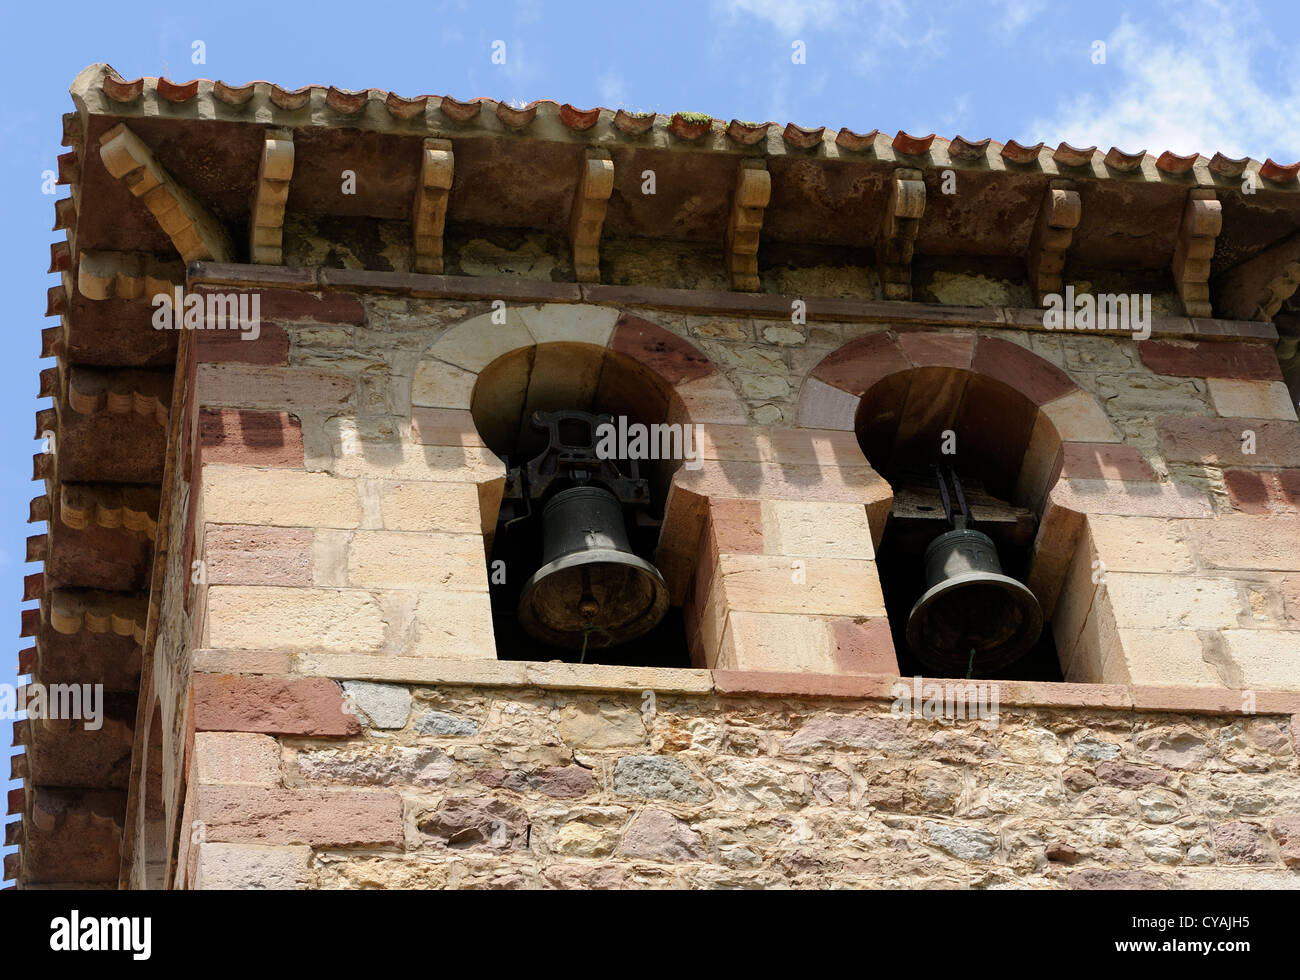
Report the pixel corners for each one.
[250,128,294,264]
[413,138,454,274]
[877,168,925,300]
[1173,187,1221,318]
[1026,179,1081,304]
[98,123,232,262]
[570,148,614,283]
[725,158,770,292]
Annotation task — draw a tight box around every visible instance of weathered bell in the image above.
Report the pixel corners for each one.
[905,528,1043,673]
[518,485,669,649]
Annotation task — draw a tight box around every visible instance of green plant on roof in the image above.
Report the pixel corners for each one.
[675,111,713,125]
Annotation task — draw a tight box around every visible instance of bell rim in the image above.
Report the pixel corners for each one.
[517,548,670,650]
[905,569,1044,672]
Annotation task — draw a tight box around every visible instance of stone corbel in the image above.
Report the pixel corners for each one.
[249,128,295,265]
[98,123,232,263]
[414,138,454,274]
[877,168,925,301]
[1173,187,1221,318]
[1213,228,1300,322]
[570,147,614,283]
[1026,179,1081,304]
[77,250,185,300]
[725,158,770,292]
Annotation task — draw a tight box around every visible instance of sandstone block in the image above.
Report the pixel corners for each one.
[202,466,362,529]
[194,732,282,785]
[195,843,312,889]
[203,524,313,585]
[1187,515,1300,571]
[1086,515,1194,573]
[411,358,477,409]
[410,591,496,659]
[760,500,875,559]
[377,480,483,532]
[1208,379,1298,420]
[347,530,489,590]
[205,586,386,652]
[1221,630,1300,689]
[517,304,618,346]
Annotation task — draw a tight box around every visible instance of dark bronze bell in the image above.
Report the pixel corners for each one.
[906,528,1043,673]
[517,485,669,649]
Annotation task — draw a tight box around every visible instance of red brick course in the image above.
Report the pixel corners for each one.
[1157,417,1300,468]
[196,785,403,847]
[199,409,305,468]
[193,674,360,737]
[1139,340,1283,381]
[1223,468,1300,514]
[194,321,289,365]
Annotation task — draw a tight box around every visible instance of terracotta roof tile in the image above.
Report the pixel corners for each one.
[1002,140,1044,164]
[948,135,990,160]
[1156,150,1198,175]
[73,65,1299,175]
[1054,142,1096,167]
[1260,159,1300,183]
[1104,147,1146,172]
[670,113,714,141]
[781,122,824,148]
[892,131,935,156]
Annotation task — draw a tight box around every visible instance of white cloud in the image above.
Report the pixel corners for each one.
[713,0,848,35]
[991,0,1045,37]
[1034,2,1300,162]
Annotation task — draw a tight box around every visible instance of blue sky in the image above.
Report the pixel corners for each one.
[2,0,1298,885]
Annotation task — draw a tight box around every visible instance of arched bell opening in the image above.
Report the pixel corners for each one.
[857,364,1064,681]
[141,699,167,889]
[470,342,692,668]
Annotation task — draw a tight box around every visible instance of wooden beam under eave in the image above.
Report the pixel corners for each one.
[876,168,925,301]
[98,123,233,263]
[1214,228,1300,321]
[570,148,613,283]
[725,159,770,292]
[413,138,454,274]
[1026,180,1080,305]
[1173,187,1221,318]
[250,129,294,265]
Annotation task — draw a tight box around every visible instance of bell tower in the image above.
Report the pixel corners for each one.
[13,63,1300,890]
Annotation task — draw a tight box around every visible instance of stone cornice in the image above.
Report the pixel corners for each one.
[188,262,1280,345]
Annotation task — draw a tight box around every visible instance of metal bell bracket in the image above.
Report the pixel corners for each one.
[933,464,971,531]
[503,409,651,507]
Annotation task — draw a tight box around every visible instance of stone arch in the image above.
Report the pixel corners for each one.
[794,329,1130,647]
[140,697,166,889]
[409,304,747,661]
[412,304,747,428]
[796,330,1122,503]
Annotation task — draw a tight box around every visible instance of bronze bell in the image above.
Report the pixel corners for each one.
[905,527,1043,673]
[517,485,669,649]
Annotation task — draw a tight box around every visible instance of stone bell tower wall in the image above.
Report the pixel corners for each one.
[137,259,1300,889]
